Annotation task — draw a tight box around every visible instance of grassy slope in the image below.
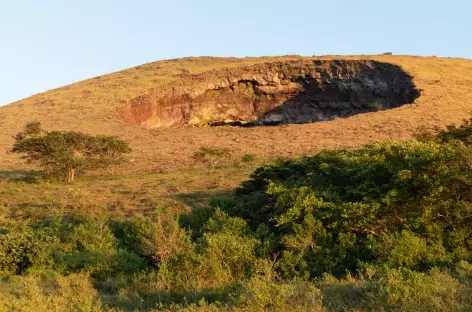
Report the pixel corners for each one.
[0,161,260,218]
[1,55,472,173]
[1,55,472,312]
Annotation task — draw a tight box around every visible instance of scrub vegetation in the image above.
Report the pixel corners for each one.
[0,118,471,311]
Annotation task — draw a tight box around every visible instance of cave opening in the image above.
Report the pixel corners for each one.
[121,60,421,128]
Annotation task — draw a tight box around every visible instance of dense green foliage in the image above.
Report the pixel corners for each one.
[209,140,472,278]
[1,203,471,311]
[1,119,472,311]
[12,122,131,182]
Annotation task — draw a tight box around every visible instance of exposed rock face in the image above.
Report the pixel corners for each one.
[120,60,420,127]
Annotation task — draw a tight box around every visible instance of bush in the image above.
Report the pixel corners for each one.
[214,141,472,277]
[377,267,472,311]
[240,277,323,312]
[192,147,231,169]
[0,220,58,274]
[0,273,101,312]
[241,153,257,163]
[157,210,258,293]
[0,215,148,278]
[198,210,259,280]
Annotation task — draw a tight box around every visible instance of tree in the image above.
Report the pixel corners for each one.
[11,122,131,182]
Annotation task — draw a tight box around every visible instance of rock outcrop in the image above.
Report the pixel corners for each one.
[120,60,420,127]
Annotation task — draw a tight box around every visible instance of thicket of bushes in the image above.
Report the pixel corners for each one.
[1,118,472,311]
[214,140,472,278]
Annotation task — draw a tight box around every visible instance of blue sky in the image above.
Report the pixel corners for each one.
[1,0,471,105]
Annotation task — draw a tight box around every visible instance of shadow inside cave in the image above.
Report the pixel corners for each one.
[208,60,421,127]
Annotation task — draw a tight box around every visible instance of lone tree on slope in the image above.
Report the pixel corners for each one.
[11,121,131,182]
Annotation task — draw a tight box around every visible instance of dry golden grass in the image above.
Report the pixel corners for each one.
[1,55,472,172]
[0,161,260,217]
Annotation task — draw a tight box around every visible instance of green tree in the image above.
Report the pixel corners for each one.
[11,122,131,182]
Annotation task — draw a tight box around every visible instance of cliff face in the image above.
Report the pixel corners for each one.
[120,60,420,127]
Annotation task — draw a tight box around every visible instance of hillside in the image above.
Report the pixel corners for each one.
[1,54,472,312]
[1,55,472,172]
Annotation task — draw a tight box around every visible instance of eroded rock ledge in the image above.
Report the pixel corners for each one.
[120,60,420,128]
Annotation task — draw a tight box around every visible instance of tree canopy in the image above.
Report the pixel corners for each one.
[12,122,131,181]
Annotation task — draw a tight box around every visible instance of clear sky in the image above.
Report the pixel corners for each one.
[1,0,471,105]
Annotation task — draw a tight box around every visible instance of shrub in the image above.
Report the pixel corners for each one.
[0,273,102,312]
[192,147,231,169]
[377,267,472,311]
[157,211,259,293]
[0,215,148,278]
[0,220,58,274]
[111,213,192,266]
[241,153,257,163]
[215,141,472,277]
[240,277,323,312]
[198,210,259,280]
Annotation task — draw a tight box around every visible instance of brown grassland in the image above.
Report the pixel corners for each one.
[1,55,472,173]
[2,54,472,219]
